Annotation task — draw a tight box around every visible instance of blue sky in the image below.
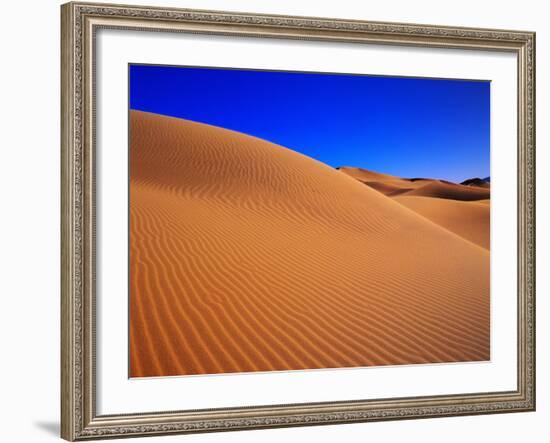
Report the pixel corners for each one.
[130,64,490,183]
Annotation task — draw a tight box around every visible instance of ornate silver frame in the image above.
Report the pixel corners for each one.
[61,2,536,440]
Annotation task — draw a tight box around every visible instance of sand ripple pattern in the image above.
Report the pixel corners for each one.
[129,110,490,377]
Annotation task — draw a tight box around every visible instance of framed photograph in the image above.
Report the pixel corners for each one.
[61,2,536,440]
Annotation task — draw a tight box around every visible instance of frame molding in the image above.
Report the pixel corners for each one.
[61,2,535,440]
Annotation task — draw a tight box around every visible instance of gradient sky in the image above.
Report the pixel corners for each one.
[130,64,490,183]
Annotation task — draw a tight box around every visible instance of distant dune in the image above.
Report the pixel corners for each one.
[130,111,490,377]
[338,167,430,197]
[461,177,491,188]
[394,196,490,249]
[339,167,490,250]
[398,180,490,201]
[339,167,491,201]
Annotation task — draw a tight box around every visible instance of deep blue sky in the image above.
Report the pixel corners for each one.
[130,64,490,183]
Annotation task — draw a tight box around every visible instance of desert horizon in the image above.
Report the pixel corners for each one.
[129,110,490,378]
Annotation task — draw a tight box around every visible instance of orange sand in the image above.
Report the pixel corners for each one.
[394,196,490,249]
[339,167,490,249]
[398,180,490,201]
[129,111,490,377]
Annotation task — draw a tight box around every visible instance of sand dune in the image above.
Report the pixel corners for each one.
[394,196,490,249]
[461,177,491,188]
[399,180,490,201]
[337,167,403,182]
[130,110,490,377]
[339,167,490,250]
[338,167,430,197]
[339,167,490,201]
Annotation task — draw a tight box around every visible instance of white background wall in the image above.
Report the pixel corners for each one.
[0,1,547,442]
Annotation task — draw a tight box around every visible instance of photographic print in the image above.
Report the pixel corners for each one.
[128,64,491,378]
[61,5,536,439]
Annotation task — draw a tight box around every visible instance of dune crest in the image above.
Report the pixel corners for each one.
[461,177,491,188]
[130,110,490,377]
[399,180,490,201]
[338,166,430,197]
